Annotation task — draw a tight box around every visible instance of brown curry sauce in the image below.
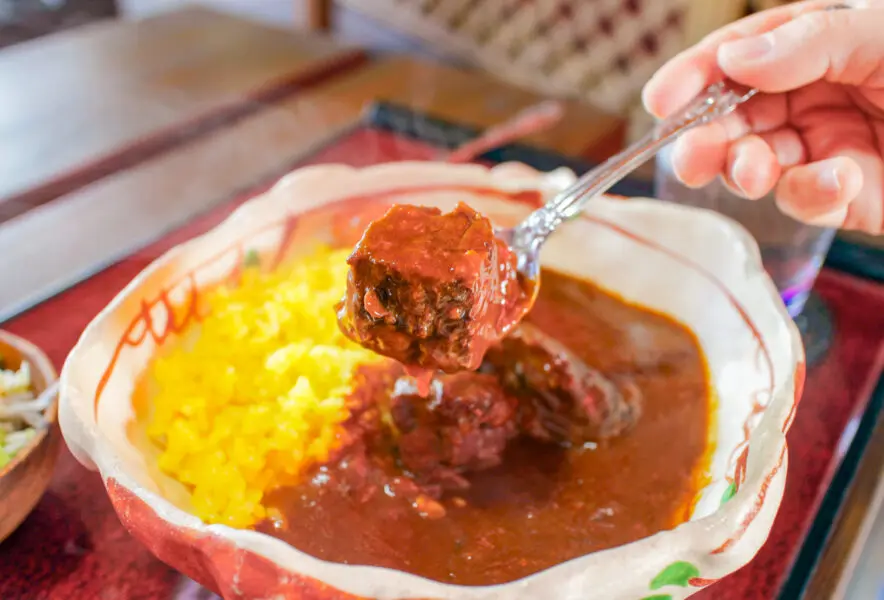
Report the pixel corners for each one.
[259,269,710,585]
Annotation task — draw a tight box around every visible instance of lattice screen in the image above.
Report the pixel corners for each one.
[340,0,700,118]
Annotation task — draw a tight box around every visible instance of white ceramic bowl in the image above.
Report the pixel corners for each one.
[59,162,805,600]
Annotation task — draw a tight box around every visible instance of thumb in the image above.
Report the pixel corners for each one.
[717,7,884,92]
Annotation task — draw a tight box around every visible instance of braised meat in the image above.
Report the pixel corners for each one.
[391,372,519,494]
[336,203,530,374]
[483,324,642,445]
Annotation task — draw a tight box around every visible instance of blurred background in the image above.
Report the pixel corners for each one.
[1,0,783,112]
[0,0,790,130]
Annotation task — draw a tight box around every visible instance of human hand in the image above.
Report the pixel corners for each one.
[642,1,884,234]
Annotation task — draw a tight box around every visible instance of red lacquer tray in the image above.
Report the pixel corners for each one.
[1,126,883,600]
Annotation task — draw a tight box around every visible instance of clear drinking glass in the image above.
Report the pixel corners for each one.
[654,145,836,318]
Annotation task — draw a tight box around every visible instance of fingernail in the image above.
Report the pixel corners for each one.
[730,154,750,197]
[815,165,843,193]
[720,34,774,63]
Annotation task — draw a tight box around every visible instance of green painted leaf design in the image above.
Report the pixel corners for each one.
[640,595,673,600]
[721,481,737,505]
[650,561,701,590]
[244,249,261,268]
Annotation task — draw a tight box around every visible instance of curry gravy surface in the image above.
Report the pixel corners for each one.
[259,269,710,585]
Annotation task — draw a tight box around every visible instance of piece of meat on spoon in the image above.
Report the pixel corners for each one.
[336,203,533,387]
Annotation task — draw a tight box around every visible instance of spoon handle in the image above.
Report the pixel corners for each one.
[514,81,758,245]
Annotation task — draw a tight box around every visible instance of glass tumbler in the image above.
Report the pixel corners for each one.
[654,144,836,318]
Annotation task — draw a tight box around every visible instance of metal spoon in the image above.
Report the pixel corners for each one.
[499,80,759,286]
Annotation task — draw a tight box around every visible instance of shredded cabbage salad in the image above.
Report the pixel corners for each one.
[0,359,52,468]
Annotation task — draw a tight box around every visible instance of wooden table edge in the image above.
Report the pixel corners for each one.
[0,112,369,323]
[804,344,884,599]
[0,48,368,226]
[833,456,884,598]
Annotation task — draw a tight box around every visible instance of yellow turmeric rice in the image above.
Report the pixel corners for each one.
[146,247,379,528]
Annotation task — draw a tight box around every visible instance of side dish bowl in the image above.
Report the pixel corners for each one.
[0,330,60,543]
[59,162,805,600]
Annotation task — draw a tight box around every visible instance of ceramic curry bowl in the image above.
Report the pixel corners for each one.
[59,162,805,600]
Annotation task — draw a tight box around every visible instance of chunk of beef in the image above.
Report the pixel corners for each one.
[391,371,519,494]
[336,203,529,374]
[336,363,401,452]
[483,324,642,445]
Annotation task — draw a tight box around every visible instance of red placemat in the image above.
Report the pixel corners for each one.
[1,128,883,599]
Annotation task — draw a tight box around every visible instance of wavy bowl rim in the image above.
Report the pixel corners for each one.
[59,161,806,596]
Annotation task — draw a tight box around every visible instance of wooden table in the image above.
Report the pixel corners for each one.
[806,409,884,599]
[0,12,623,321]
[0,6,364,219]
[280,56,626,161]
[0,6,620,223]
[0,7,880,600]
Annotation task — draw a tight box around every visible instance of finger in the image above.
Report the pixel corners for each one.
[759,127,807,168]
[791,85,876,159]
[642,0,836,118]
[642,51,724,120]
[722,135,781,199]
[775,156,864,226]
[718,8,884,92]
[840,148,884,233]
[670,112,753,187]
[670,125,728,188]
[786,80,857,123]
[738,93,789,134]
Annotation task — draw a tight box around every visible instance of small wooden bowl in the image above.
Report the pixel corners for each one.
[0,330,60,543]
